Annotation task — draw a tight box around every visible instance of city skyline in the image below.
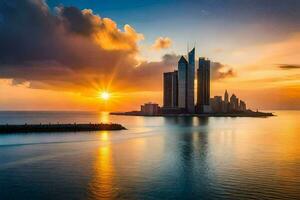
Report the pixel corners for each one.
[164,48,207,114]
[1,0,300,111]
[163,48,247,115]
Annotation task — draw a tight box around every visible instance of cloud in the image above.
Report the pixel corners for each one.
[152,37,172,50]
[161,53,181,65]
[58,6,144,51]
[278,64,300,70]
[0,0,170,94]
[0,0,233,98]
[211,62,236,80]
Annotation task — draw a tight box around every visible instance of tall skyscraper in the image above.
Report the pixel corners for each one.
[171,71,178,107]
[163,72,172,107]
[178,56,188,109]
[163,71,178,108]
[177,49,195,113]
[197,57,210,113]
[163,48,198,113]
[224,90,229,112]
[224,90,229,103]
[187,48,195,113]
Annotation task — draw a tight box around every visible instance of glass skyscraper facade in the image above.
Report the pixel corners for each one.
[197,57,210,112]
[163,71,178,108]
[163,47,210,114]
[178,56,188,109]
[187,48,195,113]
[177,49,195,113]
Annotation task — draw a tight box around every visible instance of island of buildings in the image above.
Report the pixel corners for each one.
[111,48,273,117]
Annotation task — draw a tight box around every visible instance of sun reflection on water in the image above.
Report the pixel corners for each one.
[98,112,110,123]
[99,131,109,141]
[88,144,115,199]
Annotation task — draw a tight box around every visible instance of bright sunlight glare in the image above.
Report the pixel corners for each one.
[100,91,110,100]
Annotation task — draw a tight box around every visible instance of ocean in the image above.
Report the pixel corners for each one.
[0,111,299,199]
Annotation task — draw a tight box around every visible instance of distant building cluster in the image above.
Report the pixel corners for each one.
[138,48,248,115]
[210,90,247,113]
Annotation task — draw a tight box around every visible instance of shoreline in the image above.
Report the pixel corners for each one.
[0,123,126,134]
[110,111,274,118]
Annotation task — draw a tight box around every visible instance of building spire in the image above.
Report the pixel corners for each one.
[178,55,188,63]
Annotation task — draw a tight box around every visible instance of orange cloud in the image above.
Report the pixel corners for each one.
[152,37,172,50]
[0,1,168,97]
[77,9,144,51]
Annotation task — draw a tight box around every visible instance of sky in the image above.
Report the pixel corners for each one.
[0,0,300,111]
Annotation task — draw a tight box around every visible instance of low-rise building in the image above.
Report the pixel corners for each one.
[141,102,160,115]
[240,100,247,111]
[210,96,222,113]
[230,94,239,111]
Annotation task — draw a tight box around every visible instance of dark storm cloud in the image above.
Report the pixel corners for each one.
[0,0,60,64]
[278,64,300,70]
[60,6,95,36]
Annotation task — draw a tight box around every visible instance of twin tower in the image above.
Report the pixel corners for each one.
[163,48,211,114]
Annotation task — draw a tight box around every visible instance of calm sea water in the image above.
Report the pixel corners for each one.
[0,111,299,199]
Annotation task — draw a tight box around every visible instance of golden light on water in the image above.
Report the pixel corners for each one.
[88,145,114,199]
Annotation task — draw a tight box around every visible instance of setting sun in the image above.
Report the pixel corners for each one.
[100,92,110,100]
